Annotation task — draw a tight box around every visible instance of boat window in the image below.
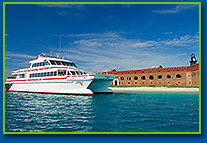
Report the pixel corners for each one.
[66,62,70,66]
[50,72,53,76]
[37,63,40,67]
[54,71,57,76]
[47,72,50,77]
[67,71,71,75]
[19,74,25,78]
[32,63,37,68]
[61,62,67,66]
[83,72,86,74]
[64,62,68,66]
[70,71,76,75]
[58,70,66,76]
[38,73,41,77]
[65,62,77,67]
[71,63,77,68]
[41,73,43,77]
[56,61,62,65]
[79,71,83,75]
[40,62,43,66]
[50,60,56,65]
[75,71,79,75]
[44,72,46,77]
[45,61,49,66]
[35,73,38,77]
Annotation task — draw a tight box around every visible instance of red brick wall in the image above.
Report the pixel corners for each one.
[98,63,199,86]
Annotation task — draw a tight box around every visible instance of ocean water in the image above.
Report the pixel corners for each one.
[5,92,199,132]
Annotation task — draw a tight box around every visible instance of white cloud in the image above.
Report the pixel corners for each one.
[56,10,83,18]
[5,55,34,78]
[122,4,133,8]
[57,31,199,72]
[5,57,10,60]
[164,32,173,35]
[5,31,199,74]
[160,34,199,47]
[37,4,86,17]
[57,31,122,39]
[6,52,36,59]
[131,41,156,48]
[37,4,86,10]
[176,53,188,56]
[153,4,198,14]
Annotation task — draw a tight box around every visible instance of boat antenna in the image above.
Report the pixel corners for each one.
[50,49,53,56]
[59,33,62,58]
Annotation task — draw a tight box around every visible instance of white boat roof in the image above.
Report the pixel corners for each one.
[10,54,86,75]
[29,55,75,64]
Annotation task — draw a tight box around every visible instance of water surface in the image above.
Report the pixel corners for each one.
[5,92,199,132]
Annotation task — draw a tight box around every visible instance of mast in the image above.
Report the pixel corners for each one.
[59,34,62,57]
[50,49,53,56]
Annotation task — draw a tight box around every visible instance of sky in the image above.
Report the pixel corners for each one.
[5,4,199,77]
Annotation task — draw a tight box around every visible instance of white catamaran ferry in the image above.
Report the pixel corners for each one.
[5,54,114,95]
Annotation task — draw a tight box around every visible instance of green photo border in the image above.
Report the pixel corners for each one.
[3,2,201,134]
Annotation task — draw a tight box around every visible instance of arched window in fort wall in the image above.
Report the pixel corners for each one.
[127,77,131,80]
[176,74,182,78]
[113,79,119,86]
[149,75,154,80]
[191,70,199,86]
[120,77,124,80]
[158,75,162,79]
[141,76,145,80]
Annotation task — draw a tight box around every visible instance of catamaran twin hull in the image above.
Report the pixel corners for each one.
[5,54,114,95]
[5,74,114,95]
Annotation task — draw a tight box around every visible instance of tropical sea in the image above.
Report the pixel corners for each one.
[5,91,199,132]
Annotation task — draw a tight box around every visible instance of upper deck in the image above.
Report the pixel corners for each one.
[12,54,79,75]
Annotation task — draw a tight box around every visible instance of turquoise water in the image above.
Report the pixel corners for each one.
[5,92,199,132]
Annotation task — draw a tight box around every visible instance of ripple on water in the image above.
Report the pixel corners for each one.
[5,92,199,132]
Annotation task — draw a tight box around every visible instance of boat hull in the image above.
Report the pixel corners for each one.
[88,74,114,94]
[5,74,114,95]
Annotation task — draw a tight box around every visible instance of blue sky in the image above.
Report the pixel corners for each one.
[5,4,199,77]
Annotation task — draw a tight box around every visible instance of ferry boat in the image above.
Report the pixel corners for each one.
[5,54,114,95]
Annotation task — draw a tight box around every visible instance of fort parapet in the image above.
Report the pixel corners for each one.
[97,63,199,86]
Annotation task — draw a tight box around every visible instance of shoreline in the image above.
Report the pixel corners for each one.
[109,87,199,93]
